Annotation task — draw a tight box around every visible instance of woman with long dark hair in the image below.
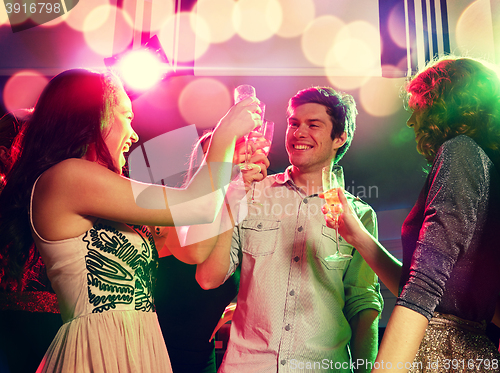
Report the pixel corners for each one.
[0,68,260,372]
[328,57,500,372]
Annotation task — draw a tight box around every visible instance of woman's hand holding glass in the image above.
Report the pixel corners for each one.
[319,167,352,261]
[214,96,262,142]
[233,134,270,189]
[321,188,370,250]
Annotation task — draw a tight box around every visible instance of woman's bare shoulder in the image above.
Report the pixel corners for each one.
[39,158,115,188]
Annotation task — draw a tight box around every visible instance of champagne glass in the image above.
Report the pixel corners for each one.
[252,120,274,156]
[321,166,352,261]
[234,85,265,169]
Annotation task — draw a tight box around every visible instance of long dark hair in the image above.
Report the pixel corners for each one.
[405,57,500,162]
[0,69,122,291]
[0,110,31,189]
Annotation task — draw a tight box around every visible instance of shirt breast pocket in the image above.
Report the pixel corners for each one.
[318,225,353,270]
[241,219,280,256]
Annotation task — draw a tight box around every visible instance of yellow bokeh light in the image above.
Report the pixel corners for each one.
[65,0,109,32]
[178,78,231,129]
[276,0,315,38]
[158,12,210,63]
[120,0,174,34]
[151,0,175,33]
[194,0,237,43]
[331,21,381,76]
[326,75,370,91]
[456,0,495,61]
[359,75,404,117]
[3,70,49,113]
[232,0,282,43]
[0,1,9,26]
[301,15,345,66]
[83,6,133,56]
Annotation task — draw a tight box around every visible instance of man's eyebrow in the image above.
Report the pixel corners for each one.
[287,117,324,122]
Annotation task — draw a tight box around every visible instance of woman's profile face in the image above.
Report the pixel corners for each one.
[104,87,139,172]
[407,109,424,144]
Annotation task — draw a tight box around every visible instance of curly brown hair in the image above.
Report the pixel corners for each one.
[404,56,500,162]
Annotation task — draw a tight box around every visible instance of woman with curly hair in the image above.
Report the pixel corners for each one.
[0,68,261,372]
[325,56,500,372]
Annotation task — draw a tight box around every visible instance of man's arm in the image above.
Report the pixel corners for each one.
[349,309,380,373]
[342,198,384,371]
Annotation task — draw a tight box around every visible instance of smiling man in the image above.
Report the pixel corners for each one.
[196,87,383,373]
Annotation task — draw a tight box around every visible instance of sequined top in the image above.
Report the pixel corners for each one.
[397,135,500,322]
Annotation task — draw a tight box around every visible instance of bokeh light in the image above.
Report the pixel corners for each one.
[387,1,407,49]
[391,127,415,147]
[64,0,109,32]
[456,0,495,61]
[301,15,345,66]
[326,75,370,91]
[329,21,381,76]
[118,50,165,91]
[0,1,9,26]
[359,75,404,117]
[276,0,315,38]
[232,0,282,42]
[194,0,237,43]
[83,5,133,56]
[151,0,175,33]
[158,12,210,63]
[3,70,48,113]
[178,78,231,129]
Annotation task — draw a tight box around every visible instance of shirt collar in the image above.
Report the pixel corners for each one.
[275,165,344,185]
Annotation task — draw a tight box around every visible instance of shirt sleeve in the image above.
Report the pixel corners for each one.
[343,198,384,322]
[223,225,241,283]
[396,137,486,320]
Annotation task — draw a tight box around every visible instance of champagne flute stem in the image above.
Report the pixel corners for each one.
[335,225,339,255]
[244,134,250,168]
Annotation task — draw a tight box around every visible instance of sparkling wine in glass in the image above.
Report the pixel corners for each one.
[234,84,265,169]
[254,120,274,156]
[322,166,352,261]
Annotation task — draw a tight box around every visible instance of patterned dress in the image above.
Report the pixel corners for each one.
[32,212,171,372]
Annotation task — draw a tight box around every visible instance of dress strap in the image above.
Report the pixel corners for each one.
[30,174,49,243]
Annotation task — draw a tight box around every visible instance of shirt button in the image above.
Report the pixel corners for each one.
[285,324,291,331]
[303,198,309,204]
[257,223,263,229]
[297,226,303,232]
[289,290,295,296]
[294,256,300,262]
[281,360,286,365]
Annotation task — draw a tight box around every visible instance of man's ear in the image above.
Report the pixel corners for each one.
[333,132,348,149]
